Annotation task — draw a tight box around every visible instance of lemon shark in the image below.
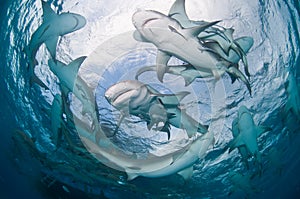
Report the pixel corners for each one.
[51,94,64,147]
[228,171,259,196]
[168,0,252,78]
[231,118,251,168]
[105,80,208,139]
[132,0,252,94]
[135,36,253,89]
[228,106,271,164]
[80,129,214,181]
[24,0,86,86]
[48,57,100,134]
[284,70,300,120]
[48,57,96,115]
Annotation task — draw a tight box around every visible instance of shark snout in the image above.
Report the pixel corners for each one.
[72,14,87,31]
[105,80,145,107]
[132,10,161,29]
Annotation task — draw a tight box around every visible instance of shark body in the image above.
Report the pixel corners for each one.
[80,129,214,181]
[132,0,252,94]
[135,36,253,89]
[25,1,86,86]
[105,80,208,138]
[132,9,223,80]
[228,106,271,164]
[168,0,252,78]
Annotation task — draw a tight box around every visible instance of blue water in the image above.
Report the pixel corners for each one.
[0,0,300,198]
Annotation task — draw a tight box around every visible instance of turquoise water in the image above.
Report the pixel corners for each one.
[0,0,300,198]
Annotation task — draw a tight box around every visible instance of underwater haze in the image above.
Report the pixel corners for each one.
[0,0,300,198]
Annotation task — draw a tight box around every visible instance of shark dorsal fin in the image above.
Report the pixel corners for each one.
[68,56,87,74]
[182,20,220,38]
[48,58,65,73]
[168,0,190,27]
[42,1,57,21]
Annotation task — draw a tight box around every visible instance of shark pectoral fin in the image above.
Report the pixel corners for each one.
[133,30,148,42]
[182,20,221,38]
[182,73,197,86]
[256,125,272,137]
[156,50,171,82]
[126,172,139,181]
[69,56,87,75]
[177,166,193,180]
[229,135,245,153]
[45,36,59,59]
[30,73,48,89]
[158,91,190,106]
[42,1,57,20]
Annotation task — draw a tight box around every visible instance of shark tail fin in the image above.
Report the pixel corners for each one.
[226,66,252,96]
[30,73,48,89]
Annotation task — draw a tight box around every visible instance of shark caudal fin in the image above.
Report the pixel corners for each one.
[226,66,252,96]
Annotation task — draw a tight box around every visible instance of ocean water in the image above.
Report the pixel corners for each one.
[0,0,300,198]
